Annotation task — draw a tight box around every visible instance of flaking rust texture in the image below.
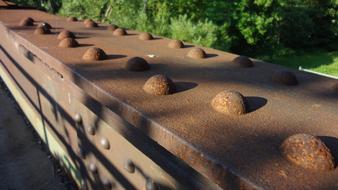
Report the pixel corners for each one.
[0,7,338,190]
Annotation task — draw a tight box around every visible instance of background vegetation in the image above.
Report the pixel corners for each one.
[13,0,338,76]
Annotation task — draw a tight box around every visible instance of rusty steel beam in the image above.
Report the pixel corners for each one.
[0,4,338,190]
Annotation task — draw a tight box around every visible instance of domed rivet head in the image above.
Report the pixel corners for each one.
[124,160,135,173]
[82,47,107,61]
[88,163,97,173]
[100,138,110,149]
[168,40,184,49]
[333,83,338,94]
[67,16,78,22]
[19,17,34,26]
[187,48,207,59]
[34,26,51,35]
[87,126,95,135]
[139,32,153,40]
[273,71,298,86]
[280,133,335,171]
[143,74,176,96]
[211,90,246,115]
[38,22,52,30]
[58,38,79,48]
[102,178,114,190]
[57,30,75,40]
[84,19,98,28]
[107,24,118,31]
[146,179,158,190]
[232,56,254,67]
[125,57,150,71]
[74,113,82,124]
[113,28,127,36]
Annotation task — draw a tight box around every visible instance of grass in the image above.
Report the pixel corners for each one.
[270,51,338,77]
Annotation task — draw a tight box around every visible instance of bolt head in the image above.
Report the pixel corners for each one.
[124,160,135,173]
[145,179,158,190]
[74,113,82,124]
[100,138,110,149]
[86,126,95,135]
[88,163,97,173]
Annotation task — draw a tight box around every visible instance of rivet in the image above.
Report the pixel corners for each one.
[145,179,158,190]
[88,163,97,173]
[107,24,118,31]
[100,138,110,149]
[124,160,135,173]
[67,16,78,22]
[125,57,150,71]
[26,17,34,22]
[113,28,127,36]
[58,38,79,48]
[333,83,338,93]
[19,17,34,26]
[74,113,82,124]
[86,126,95,135]
[102,178,114,190]
[38,22,52,30]
[273,71,298,86]
[57,30,75,40]
[34,26,51,35]
[232,56,254,67]
[143,74,176,96]
[211,90,246,115]
[84,19,98,28]
[280,133,335,171]
[139,32,153,40]
[187,48,207,59]
[82,47,107,61]
[168,40,184,49]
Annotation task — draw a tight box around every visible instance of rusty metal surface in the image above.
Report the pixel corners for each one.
[0,7,337,190]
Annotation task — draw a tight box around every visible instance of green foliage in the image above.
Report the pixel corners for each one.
[12,0,338,57]
[170,15,219,47]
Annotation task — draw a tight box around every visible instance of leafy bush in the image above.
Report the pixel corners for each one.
[12,0,338,57]
[170,15,219,48]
